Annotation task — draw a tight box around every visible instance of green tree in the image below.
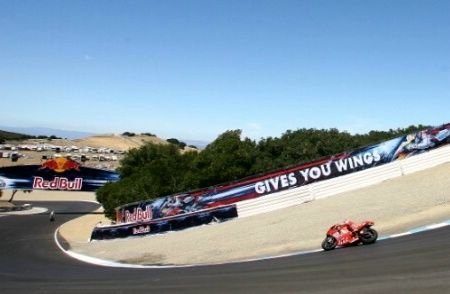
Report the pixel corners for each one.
[97,143,198,218]
[122,132,136,137]
[142,132,156,137]
[195,130,258,187]
[253,128,358,174]
[167,138,187,149]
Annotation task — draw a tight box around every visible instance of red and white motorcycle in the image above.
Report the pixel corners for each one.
[321,220,378,251]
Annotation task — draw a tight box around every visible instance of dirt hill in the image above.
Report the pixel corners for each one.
[22,134,197,152]
[72,134,168,150]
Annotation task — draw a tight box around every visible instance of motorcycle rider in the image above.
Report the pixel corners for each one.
[342,219,359,235]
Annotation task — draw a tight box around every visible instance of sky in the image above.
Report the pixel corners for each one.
[1,0,449,142]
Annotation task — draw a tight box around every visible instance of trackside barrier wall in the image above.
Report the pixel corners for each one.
[400,144,450,175]
[236,144,450,218]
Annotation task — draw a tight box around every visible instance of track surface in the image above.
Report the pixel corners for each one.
[1,201,450,293]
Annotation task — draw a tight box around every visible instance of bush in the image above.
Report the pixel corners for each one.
[122,132,136,137]
[142,132,156,137]
[194,130,257,187]
[166,138,187,149]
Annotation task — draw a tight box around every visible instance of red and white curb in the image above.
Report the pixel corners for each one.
[379,220,450,240]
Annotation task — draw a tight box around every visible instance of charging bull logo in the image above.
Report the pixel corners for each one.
[34,158,83,190]
[40,158,81,173]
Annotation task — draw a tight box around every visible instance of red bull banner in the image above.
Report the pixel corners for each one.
[0,158,119,192]
[90,204,238,240]
[116,123,450,224]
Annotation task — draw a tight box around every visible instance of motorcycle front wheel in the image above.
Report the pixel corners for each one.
[321,236,337,251]
[360,228,378,244]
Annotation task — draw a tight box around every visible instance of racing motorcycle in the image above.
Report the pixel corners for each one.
[321,220,378,251]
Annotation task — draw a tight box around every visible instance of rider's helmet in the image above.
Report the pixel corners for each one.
[344,219,357,231]
[344,219,354,227]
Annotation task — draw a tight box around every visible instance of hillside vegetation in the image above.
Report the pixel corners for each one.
[97,125,429,219]
[0,130,53,143]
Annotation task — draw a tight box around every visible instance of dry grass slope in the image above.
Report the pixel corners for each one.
[72,134,168,150]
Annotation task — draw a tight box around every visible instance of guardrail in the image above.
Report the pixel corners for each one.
[236,144,450,218]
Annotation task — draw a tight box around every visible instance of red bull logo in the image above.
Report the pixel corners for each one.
[125,205,153,223]
[40,158,81,173]
[132,225,151,235]
[33,177,83,190]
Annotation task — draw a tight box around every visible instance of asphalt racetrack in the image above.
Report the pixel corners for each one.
[1,201,450,293]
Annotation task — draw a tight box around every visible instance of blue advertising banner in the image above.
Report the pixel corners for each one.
[116,123,450,224]
[0,157,119,192]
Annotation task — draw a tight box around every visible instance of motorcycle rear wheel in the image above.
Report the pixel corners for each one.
[360,228,378,244]
[321,236,337,251]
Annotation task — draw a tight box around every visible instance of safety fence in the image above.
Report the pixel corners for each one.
[236,144,450,218]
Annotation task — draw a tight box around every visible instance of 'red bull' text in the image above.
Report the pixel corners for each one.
[124,206,153,223]
[33,177,83,190]
[132,225,151,235]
